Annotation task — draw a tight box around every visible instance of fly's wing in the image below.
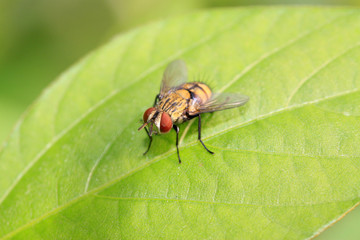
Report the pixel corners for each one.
[160,59,188,97]
[196,92,249,114]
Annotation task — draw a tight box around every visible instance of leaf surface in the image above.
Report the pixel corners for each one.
[1,7,360,239]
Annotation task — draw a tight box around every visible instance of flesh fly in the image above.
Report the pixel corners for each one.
[138,60,249,163]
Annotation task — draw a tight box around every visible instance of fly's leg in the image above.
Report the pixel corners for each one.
[143,127,153,155]
[173,125,181,164]
[153,94,160,107]
[198,114,214,154]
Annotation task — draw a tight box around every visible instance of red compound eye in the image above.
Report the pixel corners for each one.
[160,112,173,133]
[143,107,156,123]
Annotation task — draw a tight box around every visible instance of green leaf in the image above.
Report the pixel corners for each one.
[1,7,360,239]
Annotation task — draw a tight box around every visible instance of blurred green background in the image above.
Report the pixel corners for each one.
[1,0,360,239]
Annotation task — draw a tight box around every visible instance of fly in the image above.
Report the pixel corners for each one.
[138,60,249,163]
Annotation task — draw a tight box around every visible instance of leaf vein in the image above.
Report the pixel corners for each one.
[84,141,114,193]
[93,194,359,207]
[180,11,356,144]
[286,42,360,106]
[206,144,360,159]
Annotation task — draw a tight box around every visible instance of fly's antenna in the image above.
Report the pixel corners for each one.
[139,111,158,133]
[138,122,148,131]
[138,113,156,131]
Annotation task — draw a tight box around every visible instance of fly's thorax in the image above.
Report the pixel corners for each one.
[155,83,212,125]
[157,92,188,123]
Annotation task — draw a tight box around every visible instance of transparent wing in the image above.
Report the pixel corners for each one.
[160,59,188,96]
[196,92,249,114]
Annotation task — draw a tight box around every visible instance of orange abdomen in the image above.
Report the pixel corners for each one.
[182,82,212,104]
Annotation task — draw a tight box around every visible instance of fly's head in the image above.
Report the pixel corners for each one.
[138,107,173,136]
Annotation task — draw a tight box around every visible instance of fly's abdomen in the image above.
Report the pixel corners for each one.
[182,82,212,104]
[180,82,212,116]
